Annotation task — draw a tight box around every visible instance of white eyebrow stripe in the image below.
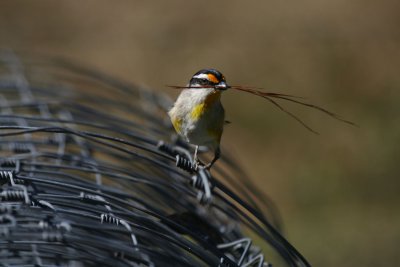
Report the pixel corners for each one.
[193,73,210,80]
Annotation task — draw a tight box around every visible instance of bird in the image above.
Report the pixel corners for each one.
[168,69,357,170]
[168,69,228,169]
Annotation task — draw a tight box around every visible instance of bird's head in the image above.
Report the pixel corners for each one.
[189,69,228,91]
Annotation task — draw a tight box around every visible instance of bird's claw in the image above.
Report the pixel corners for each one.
[204,163,212,170]
[193,158,205,168]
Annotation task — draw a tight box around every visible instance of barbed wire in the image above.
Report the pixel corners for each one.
[0,50,310,267]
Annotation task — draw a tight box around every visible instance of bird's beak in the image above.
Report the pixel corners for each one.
[215,81,229,91]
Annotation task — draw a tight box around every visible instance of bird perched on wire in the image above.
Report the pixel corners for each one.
[168,69,355,169]
[168,69,227,169]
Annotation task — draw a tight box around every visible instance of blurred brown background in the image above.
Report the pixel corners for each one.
[1,0,399,266]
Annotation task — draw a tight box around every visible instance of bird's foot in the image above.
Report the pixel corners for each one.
[204,162,213,170]
[193,157,205,168]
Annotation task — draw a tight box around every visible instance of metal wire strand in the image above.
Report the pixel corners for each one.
[0,50,310,267]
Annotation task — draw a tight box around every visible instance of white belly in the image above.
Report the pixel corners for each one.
[185,103,225,148]
[168,88,225,150]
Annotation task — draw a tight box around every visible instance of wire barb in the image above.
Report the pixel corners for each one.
[175,154,198,173]
[0,188,27,202]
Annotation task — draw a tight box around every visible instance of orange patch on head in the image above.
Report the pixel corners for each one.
[207,74,219,84]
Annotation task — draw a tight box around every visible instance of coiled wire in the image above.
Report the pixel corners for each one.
[0,50,310,267]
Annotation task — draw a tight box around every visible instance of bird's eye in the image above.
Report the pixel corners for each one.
[198,78,210,85]
[190,77,214,87]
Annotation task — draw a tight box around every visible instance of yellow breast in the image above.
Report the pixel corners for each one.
[190,91,221,120]
[172,117,182,133]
